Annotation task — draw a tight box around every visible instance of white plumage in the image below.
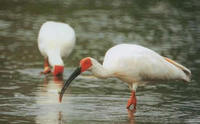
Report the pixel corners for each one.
[38,21,75,75]
[103,44,191,83]
[86,44,191,109]
[59,44,191,109]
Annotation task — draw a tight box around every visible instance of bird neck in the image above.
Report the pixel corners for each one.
[90,59,113,79]
[47,50,64,66]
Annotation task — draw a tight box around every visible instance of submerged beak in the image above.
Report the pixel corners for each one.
[59,67,81,102]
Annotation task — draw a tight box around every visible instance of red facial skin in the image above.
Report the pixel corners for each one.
[80,57,92,72]
[53,65,64,76]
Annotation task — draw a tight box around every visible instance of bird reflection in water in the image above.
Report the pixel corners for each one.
[42,75,64,103]
[38,75,136,124]
[35,75,64,124]
[127,109,135,124]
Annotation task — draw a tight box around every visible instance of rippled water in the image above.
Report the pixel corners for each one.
[0,0,200,123]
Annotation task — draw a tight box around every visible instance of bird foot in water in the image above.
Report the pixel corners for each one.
[126,99,136,110]
[41,67,51,74]
[126,91,137,110]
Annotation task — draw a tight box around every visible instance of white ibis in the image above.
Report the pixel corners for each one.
[59,44,191,109]
[38,21,75,76]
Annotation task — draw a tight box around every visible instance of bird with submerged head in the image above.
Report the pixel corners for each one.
[38,21,75,76]
[59,44,191,110]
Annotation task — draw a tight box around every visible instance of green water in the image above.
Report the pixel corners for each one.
[0,0,200,123]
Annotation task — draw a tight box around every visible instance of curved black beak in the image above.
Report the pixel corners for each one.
[59,67,81,102]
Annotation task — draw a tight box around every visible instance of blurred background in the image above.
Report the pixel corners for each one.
[0,0,199,123]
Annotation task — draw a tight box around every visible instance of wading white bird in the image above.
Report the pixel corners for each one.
[38,21,75,76]
[59,44,191,109]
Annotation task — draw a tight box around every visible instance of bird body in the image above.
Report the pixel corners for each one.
[38,21,75,75]
[59,44,191,109]
[102,44,190,83]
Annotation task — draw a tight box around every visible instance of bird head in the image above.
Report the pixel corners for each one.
[53,65,64,76]
[80,57,93,72]
[59,57,92,102]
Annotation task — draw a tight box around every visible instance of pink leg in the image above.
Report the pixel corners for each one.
[42,58,51,74]
[126,91,137,110]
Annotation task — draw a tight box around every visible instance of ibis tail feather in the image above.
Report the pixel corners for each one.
[164,57,191,82]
